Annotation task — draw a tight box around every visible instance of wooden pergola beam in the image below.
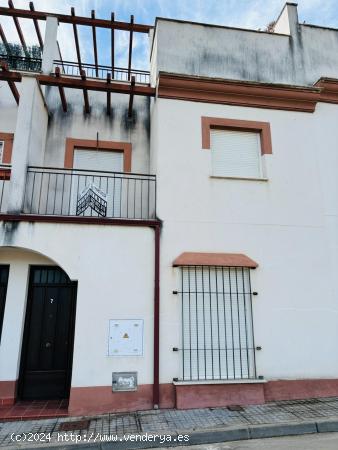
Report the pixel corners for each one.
[80,69,90,113]
[0,61,21,80]
[55,66,67,112]
[37,73,155,96]
[0,6,152,32]
[8,0,28,54]
[29,2,43,49]
[128,15,134,81]
[0,23,11,53]
[111,12,115,78]
[0,61,20,104]
[106,72,111,115]
[128,75,135,117]
[71,7,82,72]
[91,10,98,77]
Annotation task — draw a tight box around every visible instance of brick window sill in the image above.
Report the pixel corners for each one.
[210,175,269,182]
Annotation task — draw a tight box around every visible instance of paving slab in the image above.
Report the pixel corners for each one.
[2,397,338,448]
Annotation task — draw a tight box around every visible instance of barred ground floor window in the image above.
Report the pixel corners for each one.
[180,266,256,381]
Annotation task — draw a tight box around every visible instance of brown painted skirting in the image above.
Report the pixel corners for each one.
[264,379,338,402]
[201,117,272,154]
[2,378,337,413]
[65,379,338,415]
[175,383,265,409]
[68,384,175,416]
[64,138,132,172]
[158,73,320,112]
[0,380,17,406]
[173,252,258,268]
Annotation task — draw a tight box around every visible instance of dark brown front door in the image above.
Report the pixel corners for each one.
[19,266,77,400]
[0,265,9,343]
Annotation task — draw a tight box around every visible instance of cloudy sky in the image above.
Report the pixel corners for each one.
[1,0,337,70]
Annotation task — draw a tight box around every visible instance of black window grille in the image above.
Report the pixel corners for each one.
[179,266,256,381]
[32,267,72,285]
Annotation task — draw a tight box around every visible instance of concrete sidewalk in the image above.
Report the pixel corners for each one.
[2,397,338,449]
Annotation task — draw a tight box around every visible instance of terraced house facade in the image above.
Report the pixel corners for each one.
[1,1,338,417]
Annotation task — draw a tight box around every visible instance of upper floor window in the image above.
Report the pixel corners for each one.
[210,129,262,178]
[64,138,131,172]
[202,117,272,180]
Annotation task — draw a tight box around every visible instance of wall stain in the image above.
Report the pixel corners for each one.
[1,221,20,246]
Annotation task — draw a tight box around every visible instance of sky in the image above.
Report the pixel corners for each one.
[1,0,338,70]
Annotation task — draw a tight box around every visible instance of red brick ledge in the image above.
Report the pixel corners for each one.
[3,379,338,415]
[68,384,175,416]
[0,380,17,406]
[173,252,258,268]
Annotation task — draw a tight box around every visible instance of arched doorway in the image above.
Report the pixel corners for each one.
[18,265,77,400]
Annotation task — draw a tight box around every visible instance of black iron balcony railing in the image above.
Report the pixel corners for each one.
[23,166,156,220]
[0,54,42,72]
[53,60,150,84]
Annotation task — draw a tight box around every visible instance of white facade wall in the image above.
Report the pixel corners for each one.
[0,223,154,387]
[151,97,338,382]
[7,77,48,213]
[152,8,338,87]
[44,89,150,174]
[2,1,338,411]
[0,83,19,134]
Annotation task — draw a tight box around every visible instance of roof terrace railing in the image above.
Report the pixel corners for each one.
[0,53,42,72]
[53,60,150,84]
[23,166,156,221]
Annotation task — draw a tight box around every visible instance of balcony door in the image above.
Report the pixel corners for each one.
[72,149,123,217]
[19,267,77,400]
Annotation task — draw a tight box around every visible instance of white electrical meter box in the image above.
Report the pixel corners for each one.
[108,319,144,356]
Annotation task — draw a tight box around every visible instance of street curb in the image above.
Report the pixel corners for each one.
[7,419,338,450]
[317,419,338,433]
[249,421,317,439]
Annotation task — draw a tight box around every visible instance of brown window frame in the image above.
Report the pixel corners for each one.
[201,117,272,155]
[64,138,132,172]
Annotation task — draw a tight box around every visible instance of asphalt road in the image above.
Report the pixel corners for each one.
[161,432,338,450]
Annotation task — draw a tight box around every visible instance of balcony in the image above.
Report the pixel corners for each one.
[53,60,150,85]
[0,166,156,222]
[0,44,42,73]
[0,53,42,72]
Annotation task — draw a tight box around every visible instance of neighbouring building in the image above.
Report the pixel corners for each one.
[1,2,338,417]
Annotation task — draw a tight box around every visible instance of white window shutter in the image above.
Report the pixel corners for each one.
[73,149,123,172]
[210,129,262,178]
